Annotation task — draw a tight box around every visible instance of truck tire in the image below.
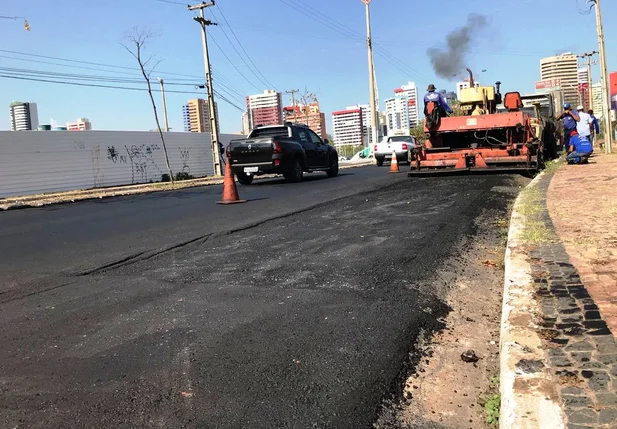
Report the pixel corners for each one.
[326,157,339,178]
[236,172,254,185]
[284,158,304,183]
[376,157,384,167]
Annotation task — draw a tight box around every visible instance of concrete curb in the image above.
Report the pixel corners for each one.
[0,161,374,211]
[499,171,566,429]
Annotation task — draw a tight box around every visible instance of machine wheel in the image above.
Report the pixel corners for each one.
[326,157,339,178]
[284,158,304,182]
[236,172,254,185]
[376,157,384,167]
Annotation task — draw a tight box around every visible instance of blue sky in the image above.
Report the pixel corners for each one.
[1,0,615,133]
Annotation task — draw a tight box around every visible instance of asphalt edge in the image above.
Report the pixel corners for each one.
[0,161,374,211]
[499,171,566,429]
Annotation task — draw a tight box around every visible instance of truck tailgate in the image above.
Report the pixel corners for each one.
[229,139,273,164]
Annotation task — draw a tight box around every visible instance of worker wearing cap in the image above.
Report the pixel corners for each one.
[575,105,594,140]
[587,109,600,145]
[556,103,580,151]
[424,84,453,117]
[566,130,593,165]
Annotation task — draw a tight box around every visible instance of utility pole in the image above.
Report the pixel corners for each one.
[362,0,379,148]
[157,77,170,132]
[286,89,299,123]
[590,0,613,153]
[188,1,222,175]
[577,51,598,109]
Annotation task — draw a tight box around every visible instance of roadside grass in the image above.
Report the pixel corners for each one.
[517,161,566,245]
[479,375,501,427]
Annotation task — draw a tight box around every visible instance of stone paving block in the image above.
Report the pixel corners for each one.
[594,392,617,407]
[598,408,617,425]
[563,395,593,408]
[567,408,597,425]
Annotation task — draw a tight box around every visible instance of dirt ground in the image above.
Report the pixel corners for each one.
[376,180,527,429]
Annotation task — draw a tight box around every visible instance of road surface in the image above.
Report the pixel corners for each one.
[0,167,526,428]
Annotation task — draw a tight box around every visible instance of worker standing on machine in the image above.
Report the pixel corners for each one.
[424,84,453,117]
[556,103,580,152]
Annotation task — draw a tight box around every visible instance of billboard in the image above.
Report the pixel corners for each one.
[535,79,561,92]
[610,72,617,98]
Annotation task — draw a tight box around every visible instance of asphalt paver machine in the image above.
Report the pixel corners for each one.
[410,69,551,175]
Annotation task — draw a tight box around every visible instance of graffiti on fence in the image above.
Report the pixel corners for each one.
[107,146,127,164]
[91,145,104,187]
[179,147,191,174]
[124,144,162,183]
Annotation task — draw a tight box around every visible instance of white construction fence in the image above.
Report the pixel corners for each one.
[0,131,240,198]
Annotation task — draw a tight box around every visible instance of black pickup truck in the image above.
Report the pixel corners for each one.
[228,123,339,185]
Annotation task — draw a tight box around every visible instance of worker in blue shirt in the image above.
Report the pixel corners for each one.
[424,84,453,117]
[556,103,580,151]
[587,109,600,145]
[566,130,593,164]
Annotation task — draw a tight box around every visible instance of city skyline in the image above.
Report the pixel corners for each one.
[0,0,615,134]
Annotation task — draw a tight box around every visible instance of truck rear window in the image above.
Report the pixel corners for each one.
[388,136,413,142]
[249,127,289,139]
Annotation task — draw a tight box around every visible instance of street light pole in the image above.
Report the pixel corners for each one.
[577,52,597,109]
[157,77,170,132]
[362,0,379,147]
[591,0,613,153]
[188,1,223,175]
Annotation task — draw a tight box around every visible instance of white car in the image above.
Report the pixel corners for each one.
[373,135,419,167]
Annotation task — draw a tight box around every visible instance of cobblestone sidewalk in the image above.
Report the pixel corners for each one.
[527,154,617,428]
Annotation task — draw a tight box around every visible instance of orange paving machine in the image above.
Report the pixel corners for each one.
[409,69,548,175]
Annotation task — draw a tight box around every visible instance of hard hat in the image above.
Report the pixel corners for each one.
[427,84,436,91]
[563,103,571,109]
[576,105,584,111]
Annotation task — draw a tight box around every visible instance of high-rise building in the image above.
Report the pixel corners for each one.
[384,81,419,137]
[341,104,379,145]
[183,98,219,133]
[10,101,39,131]
[332,107,363,148]
[283,102,327,138]
[245,90,282,130]
[591,82,605,119]
[576,68,591,108]
[66,117,92,131]
[540,53,579,105]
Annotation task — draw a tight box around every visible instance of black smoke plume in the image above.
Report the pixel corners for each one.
[427,14,488,80]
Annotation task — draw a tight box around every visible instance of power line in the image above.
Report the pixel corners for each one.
[209,5,277,90]
[207,32,262,91]
[0,73,244,111]
[154,0,189,5]
[0,50,247,104]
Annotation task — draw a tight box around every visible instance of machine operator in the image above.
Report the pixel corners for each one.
[556,103,580,151]
[424,84,453,117]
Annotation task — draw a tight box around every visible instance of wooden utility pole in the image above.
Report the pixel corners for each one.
[157,77,170,132]
[591,0,613,153]
[362,0,379,148]
[188,2,223,175]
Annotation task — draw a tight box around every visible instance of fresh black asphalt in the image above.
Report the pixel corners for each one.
[0,166,526,428]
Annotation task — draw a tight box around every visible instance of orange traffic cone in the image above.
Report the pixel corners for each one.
[217,158,246,205]
[389,150,400,173]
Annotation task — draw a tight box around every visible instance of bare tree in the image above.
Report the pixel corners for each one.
[298,87,317,126]
[121,27,174,184]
